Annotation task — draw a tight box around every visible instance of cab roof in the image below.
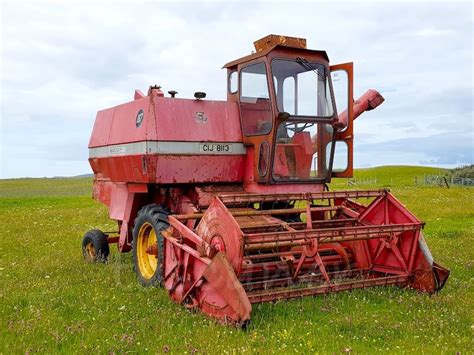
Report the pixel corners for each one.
[223,34,329,69]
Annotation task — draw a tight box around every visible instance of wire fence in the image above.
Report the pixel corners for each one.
[449,177,474,186]
[417,175,473,187]
[344,175,473,188]
[347,177,378,186]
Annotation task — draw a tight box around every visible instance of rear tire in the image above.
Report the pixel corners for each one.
[132,204,169,287]
[82,229,110,263]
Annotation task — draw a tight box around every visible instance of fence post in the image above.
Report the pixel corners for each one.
[443,177,450,189]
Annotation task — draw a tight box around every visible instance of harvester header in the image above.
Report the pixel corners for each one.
[83,35,449,325]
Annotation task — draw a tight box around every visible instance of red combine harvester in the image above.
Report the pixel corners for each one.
[83,35,449,325]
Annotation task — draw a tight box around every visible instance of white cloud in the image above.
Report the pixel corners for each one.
[415,27,457,37]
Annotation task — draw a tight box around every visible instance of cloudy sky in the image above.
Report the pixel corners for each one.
[1,0,473,178]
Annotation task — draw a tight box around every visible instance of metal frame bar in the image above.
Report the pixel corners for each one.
[244,223,422,251]
[217,189,388,205]
[173,206,340,221]
[247,275,407,303]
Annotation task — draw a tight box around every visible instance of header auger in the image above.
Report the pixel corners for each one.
[83,34,449,325]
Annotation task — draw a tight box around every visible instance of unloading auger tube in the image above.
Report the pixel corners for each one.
[83,34,449,325]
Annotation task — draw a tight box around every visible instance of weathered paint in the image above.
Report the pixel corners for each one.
[85,34,449,325]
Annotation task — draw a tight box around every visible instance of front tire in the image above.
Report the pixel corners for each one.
[132,204,169,287]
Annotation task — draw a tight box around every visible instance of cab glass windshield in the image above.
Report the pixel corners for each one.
[272,59,334,117]
[273,121,334,181]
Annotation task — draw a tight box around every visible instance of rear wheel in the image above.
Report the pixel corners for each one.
[132,204,169,287]
[82,229,110,263]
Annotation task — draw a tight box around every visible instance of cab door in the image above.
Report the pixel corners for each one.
[330,62,354,178]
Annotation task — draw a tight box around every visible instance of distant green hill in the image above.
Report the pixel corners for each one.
[327,165,450,189]
[350,165,446,186]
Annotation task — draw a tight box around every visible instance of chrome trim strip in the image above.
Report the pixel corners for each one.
[89,141,246,158]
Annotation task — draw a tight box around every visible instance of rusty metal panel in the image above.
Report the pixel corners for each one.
[152,97,242,142]
[254,34,307,52]
[154,155,246,183]
[107,97,152,145]
[90,154,246,184]
[88,107,116,148]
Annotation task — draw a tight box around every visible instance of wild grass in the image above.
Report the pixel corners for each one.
[0,166,473,353]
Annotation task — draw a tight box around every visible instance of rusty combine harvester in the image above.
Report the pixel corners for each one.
[83,35,449,325]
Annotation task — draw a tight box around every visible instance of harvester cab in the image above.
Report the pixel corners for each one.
[224,34,383,186]
[83,34,449,326]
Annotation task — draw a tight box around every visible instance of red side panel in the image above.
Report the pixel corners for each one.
[152,156,245,183]
[90,97,243,148]
[359,193,422,275]
[89,156,149,183]
[109,183,131,221]
[153,98,242,142]
[89,155,246,184]
[108,97,153,145]
[88,107,115,147]
[88,96,246,184]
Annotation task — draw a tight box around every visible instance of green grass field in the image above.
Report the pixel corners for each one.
[1,166,473,353]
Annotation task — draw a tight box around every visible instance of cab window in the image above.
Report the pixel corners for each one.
[272,59,333,118]
[239,62,272,136]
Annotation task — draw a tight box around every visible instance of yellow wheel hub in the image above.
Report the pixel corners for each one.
[137,222,158,280]
[85,241,96,260]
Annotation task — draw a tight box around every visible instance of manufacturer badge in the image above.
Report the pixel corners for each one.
[136,109,144,127]
[195,111,208,123]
